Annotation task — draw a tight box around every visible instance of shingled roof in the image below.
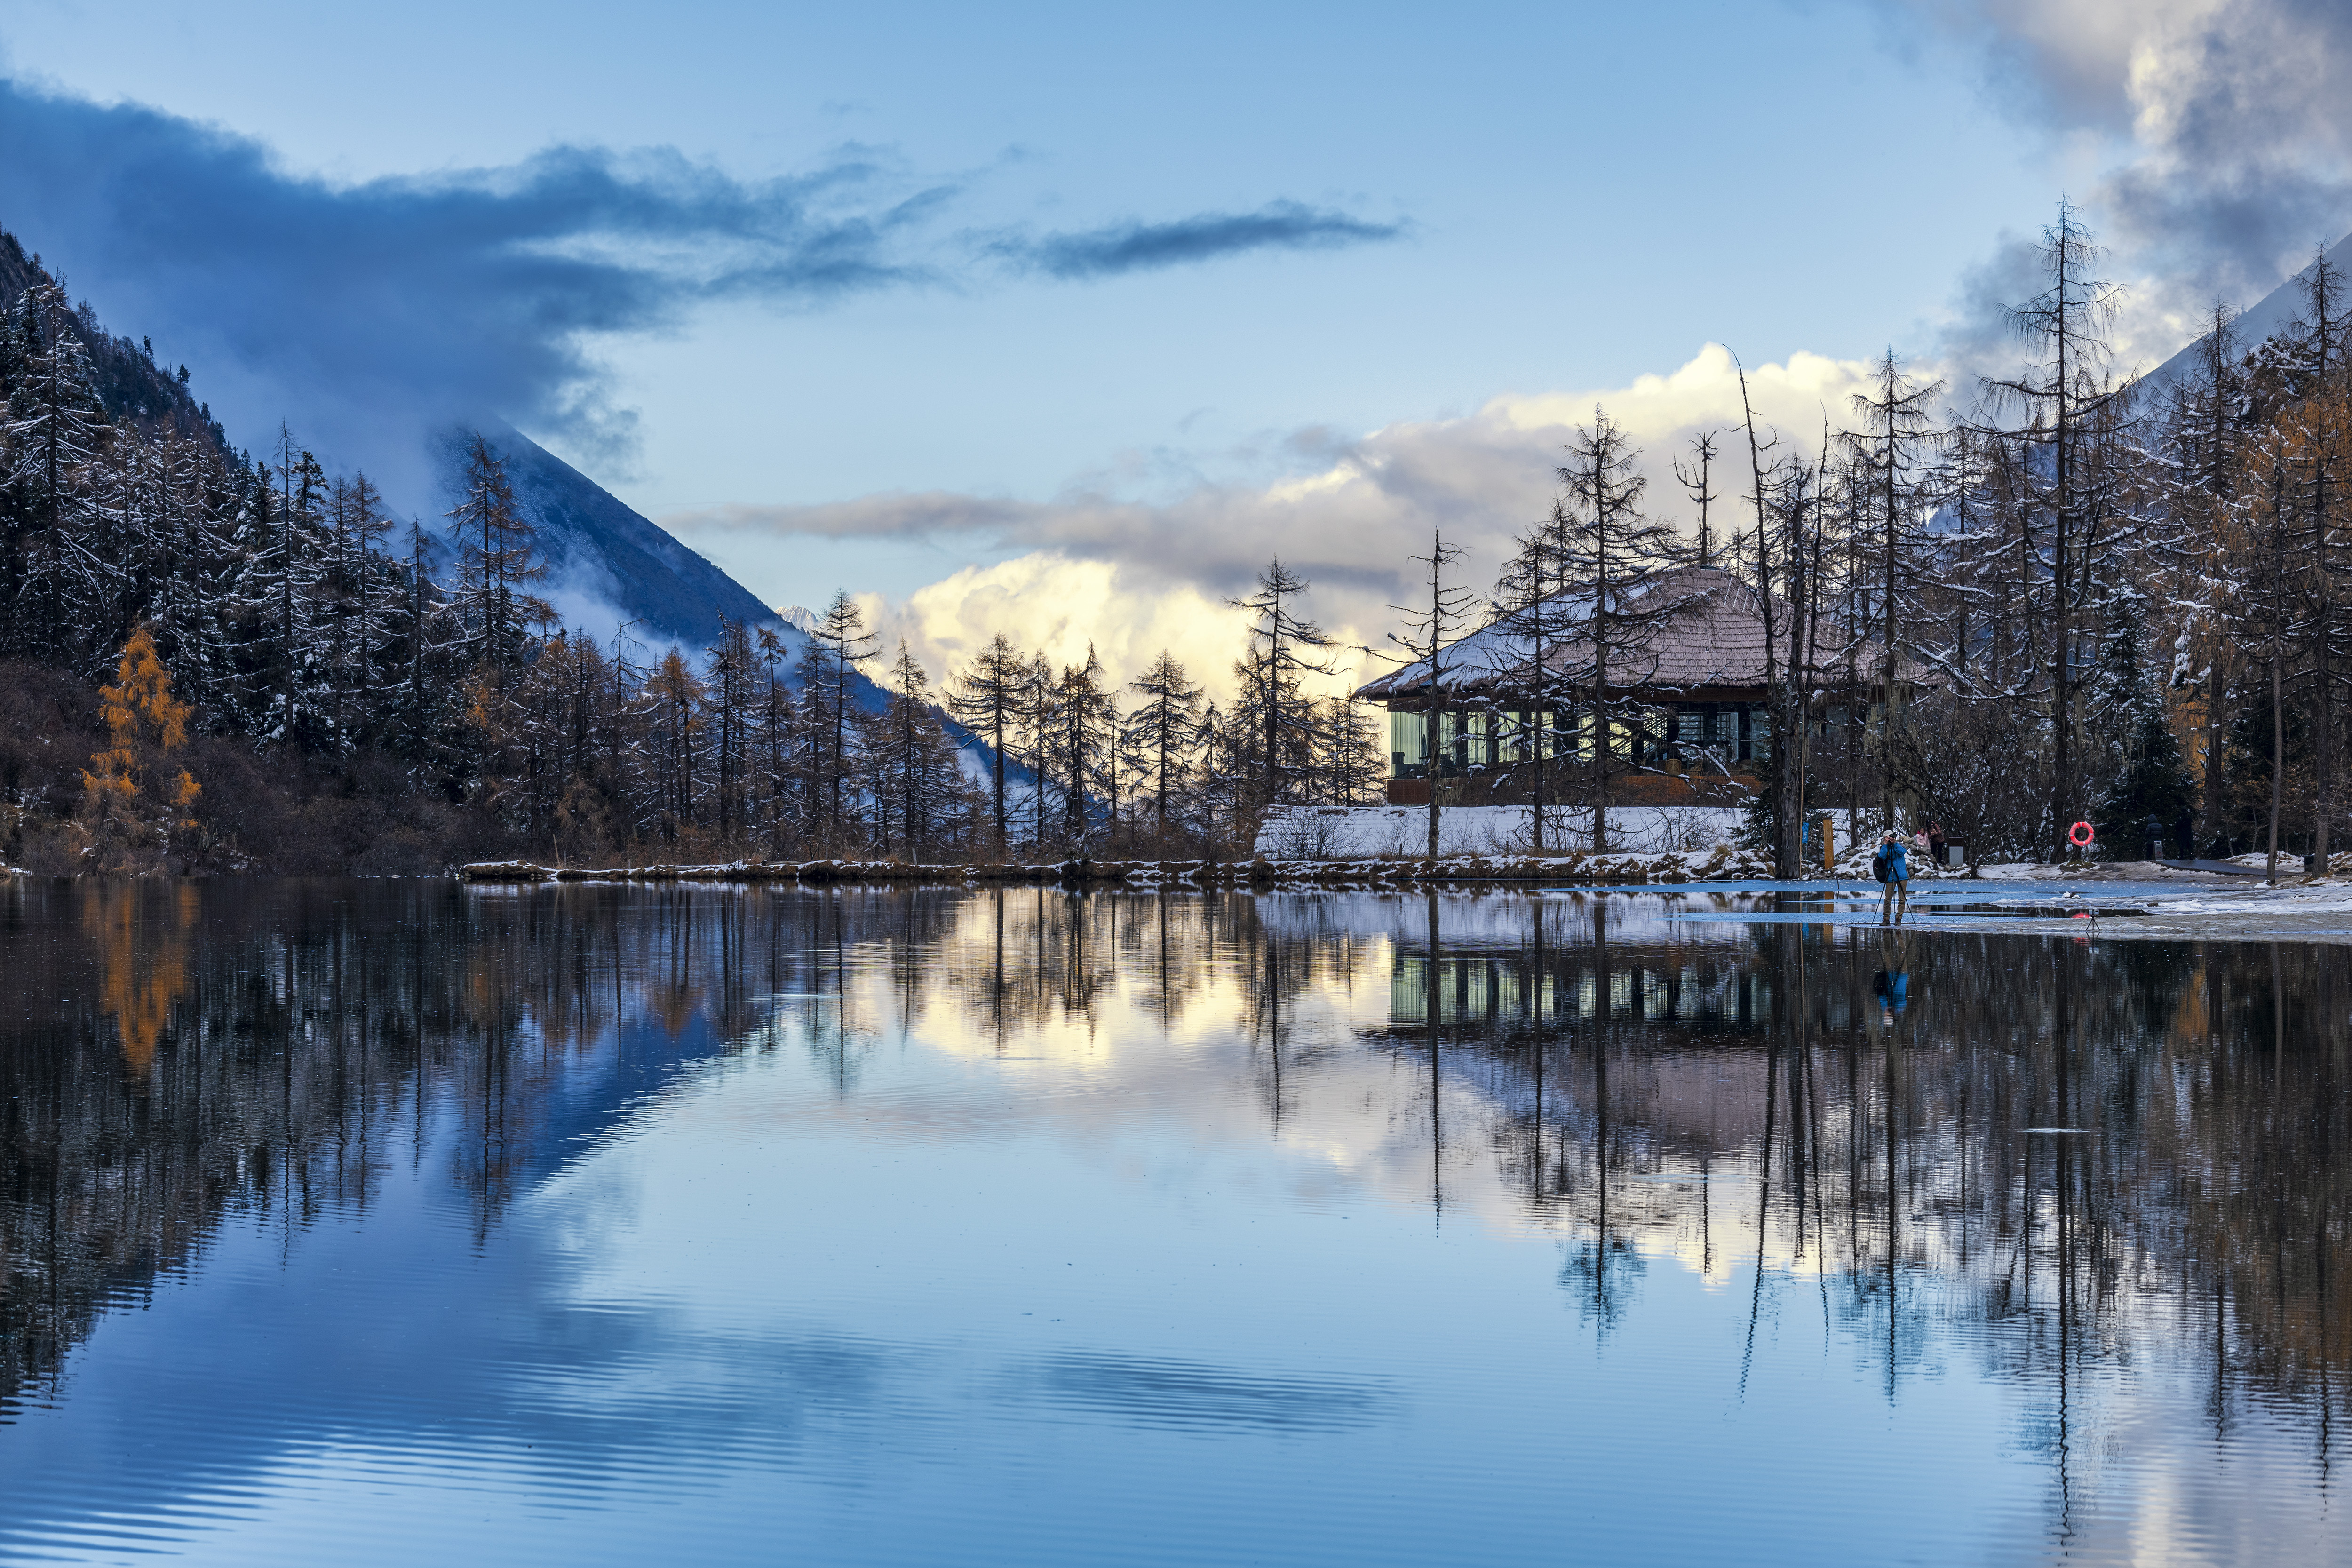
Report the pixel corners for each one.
[1354,566,1915,702]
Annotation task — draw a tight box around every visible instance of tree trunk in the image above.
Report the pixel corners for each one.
[2317,629,2334,876]
[1531,699,1546,854]
[1882,408,1899,834]
[2269,652,2285,884]
[1426,704,1442,861]
[1590,689,1609,853]
[1427,545,1444,863]
[993,711,1008,859]
[1528,621,1546,858]
[2200,655,2226,855]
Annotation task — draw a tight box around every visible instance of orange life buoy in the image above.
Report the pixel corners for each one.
[2068,820,2095,848]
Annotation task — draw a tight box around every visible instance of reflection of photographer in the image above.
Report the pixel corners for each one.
[1872,955,1909,1029]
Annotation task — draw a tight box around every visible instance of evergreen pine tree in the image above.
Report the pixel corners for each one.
[2,283,112,662]
[947,632,1031,858]
[445,431,548,672]
[805,590,878,845]
[1123,649,1204,853]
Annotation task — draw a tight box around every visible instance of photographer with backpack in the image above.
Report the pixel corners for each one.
[1872,829,1910,926]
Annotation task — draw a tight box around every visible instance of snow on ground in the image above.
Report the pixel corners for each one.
[1777,866,2352,942]
[2209,850,2352,873]
[1256,804,1754,859]
[1245,820,2352,941]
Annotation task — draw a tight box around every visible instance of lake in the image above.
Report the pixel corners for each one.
[0,878,2344,1566]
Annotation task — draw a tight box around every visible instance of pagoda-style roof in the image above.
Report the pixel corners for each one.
[1354,566,1919,704]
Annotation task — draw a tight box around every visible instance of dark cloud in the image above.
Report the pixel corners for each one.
[1015,200,1406,279]
[0,77,940,490]
[0,77,1399,499]
[1880,1,2352,366]
[2088,0,2352,300]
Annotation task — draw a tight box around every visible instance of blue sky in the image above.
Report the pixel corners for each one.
[5,0,2347,683]
[5,0,2043,505]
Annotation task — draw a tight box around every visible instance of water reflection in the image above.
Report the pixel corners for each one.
[0,878,2344,1565]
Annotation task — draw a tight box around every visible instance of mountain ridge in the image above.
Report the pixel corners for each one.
[2137,228,2352,394]
[0,225,227,450]
[430,420,791,656]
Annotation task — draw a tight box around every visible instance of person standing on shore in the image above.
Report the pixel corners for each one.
[1926,821,1947,869]
[1873,829,1910,925]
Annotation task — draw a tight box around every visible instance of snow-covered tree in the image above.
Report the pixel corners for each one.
[2,283,112,662]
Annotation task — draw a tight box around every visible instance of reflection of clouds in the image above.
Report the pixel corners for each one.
[798,891,1786,1265]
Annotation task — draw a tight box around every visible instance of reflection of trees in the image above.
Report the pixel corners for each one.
[1240,901,1374,1132]
[0,883,1371,1411]
[8,876,2349,1530]
[82,881,197,1075]
[1373,906,2352,1511]
[0,881,918,1407]
[924,890,1372,1057]
[936,888,1125,1047]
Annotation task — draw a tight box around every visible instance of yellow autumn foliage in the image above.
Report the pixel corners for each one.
[79,627,201,868]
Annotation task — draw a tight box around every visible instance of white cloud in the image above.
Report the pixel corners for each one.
[856,556,1252,701]
[1489,342,1881,451]
[672,344,1882,700]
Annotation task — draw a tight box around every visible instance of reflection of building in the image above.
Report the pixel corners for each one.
[1371,924,2352,1455]
[1354,566,1914,807]
[1388,948,1772,1033]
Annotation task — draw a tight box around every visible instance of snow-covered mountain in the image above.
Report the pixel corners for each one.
[428,420,787,657]
[421,427,947,736]
[2138,228,2352,395]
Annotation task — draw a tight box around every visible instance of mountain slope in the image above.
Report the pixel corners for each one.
[2138,229,2352,394]
[5,216,946,739]
[431,420,785,655]
[1,225,227,449]
[421,424,938,732]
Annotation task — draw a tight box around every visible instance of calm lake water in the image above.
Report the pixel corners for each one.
[0,878,2345,1566]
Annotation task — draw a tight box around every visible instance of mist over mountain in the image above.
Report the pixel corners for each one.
[2139,228,2352,394]
[3,218,831,675]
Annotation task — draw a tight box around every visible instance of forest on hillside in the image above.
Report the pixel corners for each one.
[0,228,1380,873]
[5,201,2352,874]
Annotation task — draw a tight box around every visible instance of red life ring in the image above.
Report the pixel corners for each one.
[2068,820,2095,848]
